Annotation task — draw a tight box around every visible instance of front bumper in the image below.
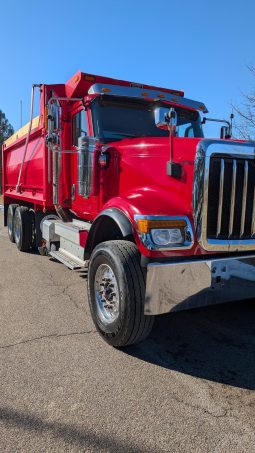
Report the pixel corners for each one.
[145,255,255,315]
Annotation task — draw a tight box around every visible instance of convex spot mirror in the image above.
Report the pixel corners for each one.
[220,125,231,139]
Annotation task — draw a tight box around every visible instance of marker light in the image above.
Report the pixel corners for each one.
[171,97,180,103]
[84,74,96,82]
[102,87,110,93]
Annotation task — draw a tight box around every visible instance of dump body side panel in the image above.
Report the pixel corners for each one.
[2,127,51,207]
[2,82,70,209]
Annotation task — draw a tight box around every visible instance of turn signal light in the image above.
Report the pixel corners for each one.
[137,219,187,234]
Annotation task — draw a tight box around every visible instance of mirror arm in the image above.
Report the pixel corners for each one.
[154,107,182,179]
[202,117,232,138]
[166,108,182,179]
[202,117,231,128]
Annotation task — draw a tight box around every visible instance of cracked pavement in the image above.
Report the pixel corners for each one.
[1,212,255,452]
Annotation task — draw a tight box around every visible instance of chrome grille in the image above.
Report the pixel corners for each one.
[207,156,255,240]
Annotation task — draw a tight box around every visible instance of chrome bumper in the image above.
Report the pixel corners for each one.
[145,255,255,315]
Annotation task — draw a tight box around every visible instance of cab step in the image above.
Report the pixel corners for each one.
[49,249,88,270]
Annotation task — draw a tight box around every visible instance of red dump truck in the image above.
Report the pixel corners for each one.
[2,70,255,347]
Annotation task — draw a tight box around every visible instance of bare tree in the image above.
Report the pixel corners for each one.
[232,66,255,140]
[0,110,14,194]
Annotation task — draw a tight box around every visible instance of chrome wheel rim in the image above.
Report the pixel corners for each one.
[14,215,21,243]
[94,264,120,324]
[7,211,12,237]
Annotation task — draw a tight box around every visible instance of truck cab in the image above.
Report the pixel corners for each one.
[3,71,255,347]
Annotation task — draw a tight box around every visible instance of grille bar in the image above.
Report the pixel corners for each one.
[216,159,225,237]
[240,160,249,237]
[252,186,255,236]
[228,159,237,237]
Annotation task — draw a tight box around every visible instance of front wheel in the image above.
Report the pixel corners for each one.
[88,240,154,347]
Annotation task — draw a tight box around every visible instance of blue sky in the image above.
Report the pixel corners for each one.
[1,0,254,137]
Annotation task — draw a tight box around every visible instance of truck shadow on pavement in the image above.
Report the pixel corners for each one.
[124,300,255,390]
[0,406,149,453]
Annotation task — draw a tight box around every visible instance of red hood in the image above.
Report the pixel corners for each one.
[103,136,201,220]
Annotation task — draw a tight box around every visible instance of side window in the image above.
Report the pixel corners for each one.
[72,110,88,146]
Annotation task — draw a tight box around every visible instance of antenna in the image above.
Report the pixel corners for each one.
[230,112,234,136]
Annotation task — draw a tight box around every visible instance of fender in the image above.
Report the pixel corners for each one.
[85,208,134,257]
[99,208,134,236]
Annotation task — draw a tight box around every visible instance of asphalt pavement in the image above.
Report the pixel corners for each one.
[1,210,255,452]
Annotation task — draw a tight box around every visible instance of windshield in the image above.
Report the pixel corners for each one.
[91,96,203,143]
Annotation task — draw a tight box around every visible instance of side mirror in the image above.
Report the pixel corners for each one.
[220,125,231,139]
[154,107,177,132]
[48,99,60,131]
[154,107,170,129]
[47,99,61,151]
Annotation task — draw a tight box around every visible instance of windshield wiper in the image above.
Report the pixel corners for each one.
[108,132,137,138]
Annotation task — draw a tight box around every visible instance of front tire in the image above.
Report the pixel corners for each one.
[13,206,33,252]
[88,240,154,347]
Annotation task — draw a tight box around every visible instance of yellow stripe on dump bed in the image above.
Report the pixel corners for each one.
[4,116,41,147]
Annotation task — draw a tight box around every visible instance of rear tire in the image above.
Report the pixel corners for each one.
[7,204,19,242]
[13,206,33,252]
[88,240,154,347]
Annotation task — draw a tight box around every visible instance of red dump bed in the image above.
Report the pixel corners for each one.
[2,117,52,208]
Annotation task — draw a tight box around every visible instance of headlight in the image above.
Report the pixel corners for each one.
[150,228,183,246]
[135,215,194,250]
